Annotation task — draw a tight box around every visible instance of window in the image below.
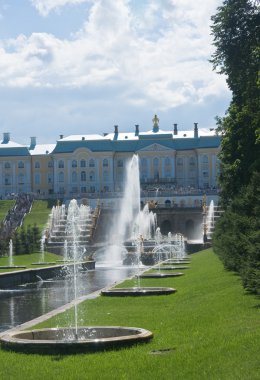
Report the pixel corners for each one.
[153,158,159,167]
[103,159,108,167]
[89,159,95,167]
[18,161,24,169]
[58,160,64,169]
[58,172,64,182]
[81,187,86,193]
[72,171,77,183]
[18,174,24,184]
[103,170,109,182]
[81,171,86,181]
[4,162,11,169]
[117,160,123,167]
[90,186,95,193]
[177,157,183,166]
[35,161,40,169]
[141,158,147,168]
[202,155,208,164]
[48,161,53,168]
[189,157,195,166]
[72,160,77,168]
[203,171,209,177]
[47,173,53,184]
[80,159,86,168]
[35,173,41,185]
[89,171,95,182]
[72,186,78,193]
[165,157,171,166]
[141,171,147,181]
[4,175,11,185]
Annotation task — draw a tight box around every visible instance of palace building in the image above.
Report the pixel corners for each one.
[0,116,220,208]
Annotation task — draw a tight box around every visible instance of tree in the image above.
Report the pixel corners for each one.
[211,0,260,294]
[211,0,260,203]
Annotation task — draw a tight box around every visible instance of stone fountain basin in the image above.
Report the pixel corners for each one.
[0,326,153,354]
[101,287,176,296]
[139,273,184,278]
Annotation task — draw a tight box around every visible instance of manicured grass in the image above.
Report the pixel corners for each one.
[0,200,15,222]
[21,200,55,232]
[0,248,259,380]
[0,252,62,272]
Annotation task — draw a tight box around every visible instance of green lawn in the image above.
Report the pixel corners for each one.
[0,252,62,272]
[21,200,55,232]
[0,200,15,222]
[0,248,259,380]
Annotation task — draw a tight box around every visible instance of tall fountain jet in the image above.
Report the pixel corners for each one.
[106,155,156,262]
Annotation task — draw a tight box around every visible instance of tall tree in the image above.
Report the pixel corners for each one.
[211,0,260,294]
[211,0,260,204]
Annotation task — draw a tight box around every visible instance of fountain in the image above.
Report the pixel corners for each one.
[31,233,56,266]
[0,198,153,353]
[101,155,176,297]
[9,239,13,267]
[206,200,215,240]
[0,239,26,270]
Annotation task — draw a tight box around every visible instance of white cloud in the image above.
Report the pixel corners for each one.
[31,0,88,17]
[0,0,228,112]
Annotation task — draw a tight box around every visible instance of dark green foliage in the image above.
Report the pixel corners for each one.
[211,0,260,293]
[0,239,8,257]
[213,173,260,294]
[32,223,41,251]
[13,224,41,255]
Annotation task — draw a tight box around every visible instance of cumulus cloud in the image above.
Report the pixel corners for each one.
[0,0,228,111]
[31,0,88,17]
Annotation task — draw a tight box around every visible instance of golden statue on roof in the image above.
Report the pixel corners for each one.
[152,114,159,128]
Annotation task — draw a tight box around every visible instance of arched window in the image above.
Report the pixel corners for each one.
[80,159,86,168]
[58,160,64,169]
[89,159,95,167]
[18,161,24,169]
[72,160,77,168]
[89,171,95,182]
[4,162,11,169]
[58,172,64,182]
[81,171,86,181]
[202,155,208,164]
[35,161,40,169]
[103,159,108,167]
[117,160,123,167]
[72,171,77,183]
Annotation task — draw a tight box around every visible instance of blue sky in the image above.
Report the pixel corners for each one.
[0,0,230,144]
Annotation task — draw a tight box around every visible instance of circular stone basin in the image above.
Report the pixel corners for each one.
[101,287,176,296]
[154,266,189,270]
[0,326,153,354]
[139,273,184,278]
